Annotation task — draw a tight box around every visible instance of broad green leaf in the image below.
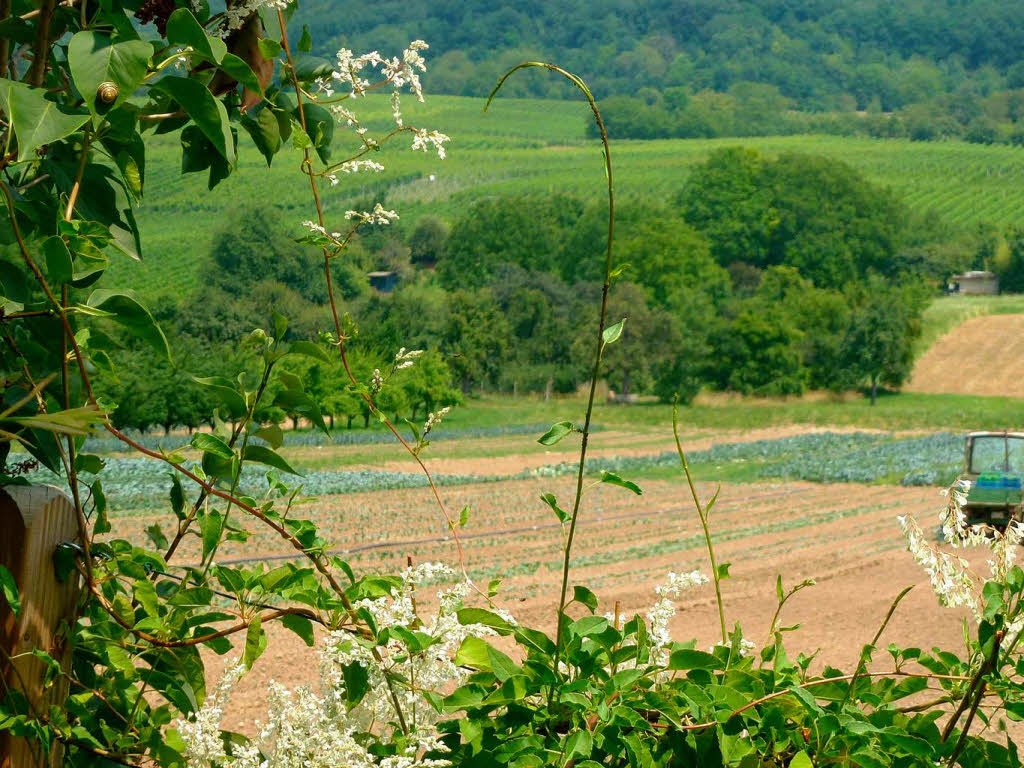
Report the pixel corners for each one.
[85,289,169,358]
[243,444,301,476]
[0,565,20,617]
[572,585,598,613]
[789,751,813,768]
[0,81,89,162]
[68,32,153,116]
[298,25,312,52]
[599,470,643,495]
[42,236,73,284]
[456,607,514,633]
[602,317,626,345]
[459,505,470,527]
[538,421,574,445]
[155,76,236,164]
[343,661,369,707]
[257,38,282,58]
[220,53,264,96]
[540,493,570,523]
[166,9,226,64]
[564,731,593,761]
[285,340,330,362]
[200,509,224,562]
[241,107,282,166]
[243,615,266,668]
[191,433,233,460]
[454,636,491,670]
[254,424,284,449]
[280,614,314,647]
[193,376,248,419]
[668,648,722,670]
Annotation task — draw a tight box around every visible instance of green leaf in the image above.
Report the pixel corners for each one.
[280,614,314,646]
[716,562,731,580]
[154,76,236,164]
[220,53,264,97]
[789,751,813,768]
[602,317,626,345]
[487,578,501,597]
[667,648,722,670]
[243,444,301,476]
[572,585,598,613]
[459,505,470,528]
[538,421,574,445]
[193,376,248,419]
[191,433,233,460]
[599,471,643,495]
[540,493,570,523]
[42,236,73,284]
[564,731,593,761]
[200,509,224,562]
[257,38,282,58]
[456,607,514,633]
[67,32,153,116]
[85,289,169,358]
[0,81,89,162]
[286,340,330,362]
[91,479,109,534]
[243,615,265,668]
[343,661,369,707]
[166,9,226,64]
[0,565,20,617]
[298,25,312,52]
[254,424,284,449]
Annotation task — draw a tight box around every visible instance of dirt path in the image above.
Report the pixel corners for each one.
[190,479,999,734]
[908,313,1024,397]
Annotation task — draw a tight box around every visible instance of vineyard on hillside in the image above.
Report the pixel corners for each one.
[115,94,1024,296]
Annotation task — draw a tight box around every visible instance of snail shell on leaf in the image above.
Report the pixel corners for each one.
[97,82,118,104]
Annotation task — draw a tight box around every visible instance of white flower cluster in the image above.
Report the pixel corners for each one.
[899,513,978,611]
[423,406,451,437]
[301,220,342,240]
[178,563,502,768]
[394,347,424,371]
[345,204,399,226]
[411,129,450,159]
[337,159,385,174]
[217,0,288,36]
[709,638,757,657]
[646,570,709,663]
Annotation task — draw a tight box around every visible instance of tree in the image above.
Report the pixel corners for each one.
[408,216,449,265]
[441,289,510,392]
[838,278,924,404]
[710,308,807,396]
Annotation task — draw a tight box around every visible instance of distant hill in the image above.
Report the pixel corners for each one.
[298,0,1024,111]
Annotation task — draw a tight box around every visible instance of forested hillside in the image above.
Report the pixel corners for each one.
[300,0,1024,110]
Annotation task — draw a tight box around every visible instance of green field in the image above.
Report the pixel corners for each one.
[120,94,1024,297]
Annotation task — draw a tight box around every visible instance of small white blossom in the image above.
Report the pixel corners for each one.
[411,129,450,159]
[345,204,399,226]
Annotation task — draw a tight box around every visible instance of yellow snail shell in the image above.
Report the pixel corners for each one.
[97,82,118,103]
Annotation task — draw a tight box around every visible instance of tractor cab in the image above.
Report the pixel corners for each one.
[961,432,1024,528]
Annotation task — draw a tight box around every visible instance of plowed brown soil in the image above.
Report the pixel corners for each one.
[170,478,1000,734]
[907,313,1024,396]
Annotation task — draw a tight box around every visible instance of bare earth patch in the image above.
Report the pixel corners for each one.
[907,313,1024,397]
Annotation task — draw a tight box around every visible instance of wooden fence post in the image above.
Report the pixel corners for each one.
[0,485,80,768]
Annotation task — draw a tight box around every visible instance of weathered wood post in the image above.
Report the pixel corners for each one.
[0,485,80,768]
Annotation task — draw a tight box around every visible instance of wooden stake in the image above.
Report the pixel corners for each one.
[0,485,80,768]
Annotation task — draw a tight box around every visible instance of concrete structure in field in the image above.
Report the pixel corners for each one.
[947,270,999,295]
[368,270,399,293]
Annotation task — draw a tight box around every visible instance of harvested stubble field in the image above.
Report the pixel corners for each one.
[108,460,985,731]
[908,312,1024,398]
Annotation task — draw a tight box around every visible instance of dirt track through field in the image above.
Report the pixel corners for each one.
[907,313,1024,397]
[177,478,997,732]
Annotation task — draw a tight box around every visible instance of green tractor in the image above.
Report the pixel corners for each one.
[960,431,1024,529]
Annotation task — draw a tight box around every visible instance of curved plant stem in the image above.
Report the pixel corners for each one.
[485,62,615,682]
[672,398,726,643]
[841,585,913,705]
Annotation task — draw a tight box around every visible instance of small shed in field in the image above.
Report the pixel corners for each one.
[948,270,999,295]
[368,270,399,293]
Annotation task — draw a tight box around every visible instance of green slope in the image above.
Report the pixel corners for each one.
[119,94,1024,297]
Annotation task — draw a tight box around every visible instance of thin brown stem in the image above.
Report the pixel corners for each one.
[841,585,914,705]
